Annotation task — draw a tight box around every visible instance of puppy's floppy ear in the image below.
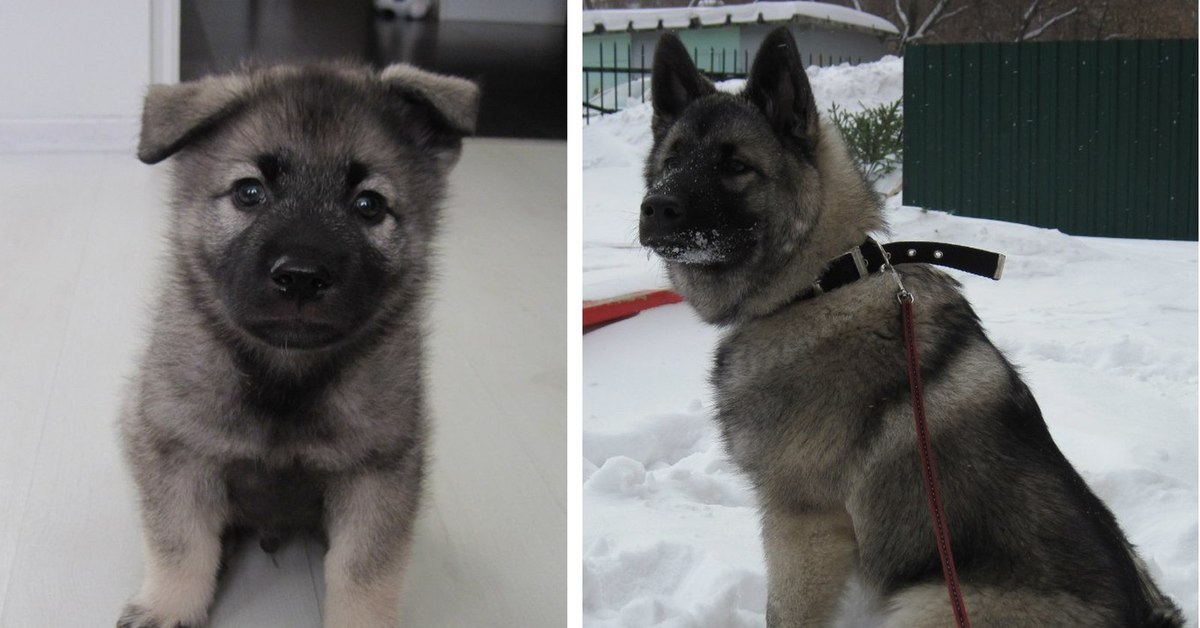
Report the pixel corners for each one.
[651,33,715,140]
[379,64,481,138]
[744,27,819,147]
[137,75,251,164]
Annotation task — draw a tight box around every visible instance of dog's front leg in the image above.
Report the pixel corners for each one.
[323,460,423,628]
[762,506,857,627]
[119,452,226,628]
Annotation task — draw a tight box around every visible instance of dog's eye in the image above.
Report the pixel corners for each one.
[353,191,387,224]
[724,159,749,175]
[663,157,680,170]
[232,179,267,208]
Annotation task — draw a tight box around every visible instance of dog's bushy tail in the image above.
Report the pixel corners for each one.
[1142,608,1186,628]
[1126,543,1186,628]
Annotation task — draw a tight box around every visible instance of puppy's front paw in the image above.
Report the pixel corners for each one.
[117,603,199,628]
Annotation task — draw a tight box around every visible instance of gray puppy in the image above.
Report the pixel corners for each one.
[118,62,478,628]
[640,28,1183,627]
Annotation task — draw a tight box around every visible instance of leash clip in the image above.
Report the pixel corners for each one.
[873,240,914,303]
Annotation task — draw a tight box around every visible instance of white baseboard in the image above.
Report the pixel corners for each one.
[0,118,139,153]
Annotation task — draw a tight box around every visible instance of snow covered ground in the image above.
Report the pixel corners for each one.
[582,57,1198,627]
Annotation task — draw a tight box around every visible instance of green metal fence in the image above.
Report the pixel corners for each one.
[904,40,1198,240]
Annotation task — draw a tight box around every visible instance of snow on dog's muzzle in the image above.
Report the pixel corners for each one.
[640,193,758,265]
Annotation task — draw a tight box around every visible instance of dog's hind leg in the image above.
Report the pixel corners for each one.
[322,458,423,628]
[881,583,1112,628]
[762,506,857,627]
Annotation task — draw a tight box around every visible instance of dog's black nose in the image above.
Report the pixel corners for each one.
[641,194,685,229]
[269,256,334,300]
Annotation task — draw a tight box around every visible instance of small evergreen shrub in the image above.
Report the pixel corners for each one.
[827,100,903,183]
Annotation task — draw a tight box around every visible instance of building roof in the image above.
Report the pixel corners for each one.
[582,2,899,37]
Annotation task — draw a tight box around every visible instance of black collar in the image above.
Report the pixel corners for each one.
[807,238,1006,299]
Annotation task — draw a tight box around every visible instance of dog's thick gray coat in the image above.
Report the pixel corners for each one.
[118,62,478,628]
[641,28,1183,628]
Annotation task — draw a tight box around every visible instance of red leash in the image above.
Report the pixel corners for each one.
[899,293,971,628]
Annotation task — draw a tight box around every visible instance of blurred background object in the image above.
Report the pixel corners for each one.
[182,0,565,138]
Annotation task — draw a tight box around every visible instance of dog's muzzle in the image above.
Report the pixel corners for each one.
[269,255,335,302]
[639,194,757,265]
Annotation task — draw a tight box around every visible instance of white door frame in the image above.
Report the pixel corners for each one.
[151,0,181,85]
[0,0,180,152]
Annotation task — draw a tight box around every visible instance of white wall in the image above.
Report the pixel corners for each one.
[0,0,178,151]
[440,0,564,25]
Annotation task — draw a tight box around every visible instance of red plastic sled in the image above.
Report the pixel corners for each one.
[583,289,684,332]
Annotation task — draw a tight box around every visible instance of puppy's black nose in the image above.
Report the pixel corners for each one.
[269,256,334,300]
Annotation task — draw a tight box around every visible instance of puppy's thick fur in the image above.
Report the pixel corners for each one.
[119,62,478,628]
[640,28,1183,627]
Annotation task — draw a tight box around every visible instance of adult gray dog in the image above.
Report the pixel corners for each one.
[118,62,478,628]
[640,27,1183,628]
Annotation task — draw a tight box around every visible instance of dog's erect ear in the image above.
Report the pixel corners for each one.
[137,75,251,164]
[744,27,819,145]
[380,64,480,139]
[651,33,715,140]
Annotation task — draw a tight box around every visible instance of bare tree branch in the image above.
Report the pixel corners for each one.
[1014,0,1039,40]
[940,5,970,23]
[1023,7,1080,40]
[913,0,950,40]
[844,0,1191,45]
[1022,0,1041,24]
[894,0,911,34]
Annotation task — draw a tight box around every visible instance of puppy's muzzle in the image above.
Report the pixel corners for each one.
[269,255,335,301]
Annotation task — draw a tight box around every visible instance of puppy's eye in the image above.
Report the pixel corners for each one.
[663,157,680,170]
[232,178,267,208]
[353,191,387,224]
[724,159,749,175]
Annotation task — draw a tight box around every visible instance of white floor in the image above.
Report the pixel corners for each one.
[0,138,565,627]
